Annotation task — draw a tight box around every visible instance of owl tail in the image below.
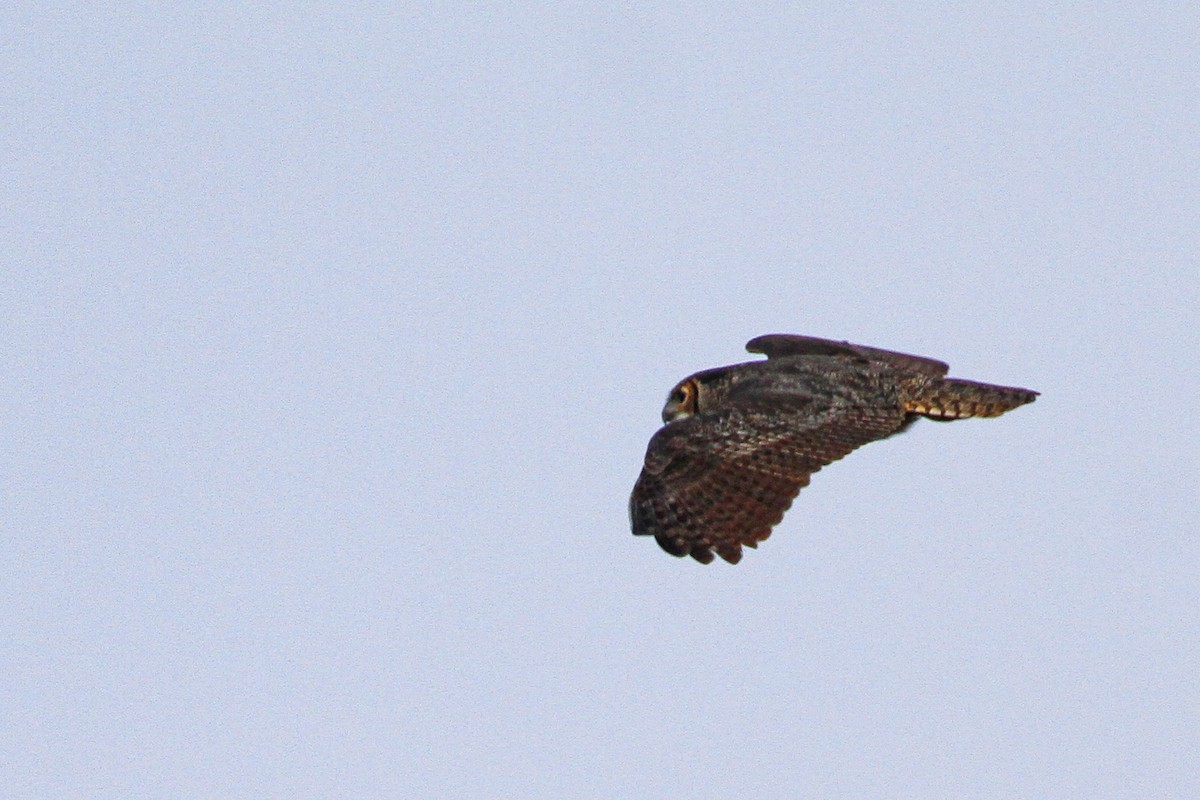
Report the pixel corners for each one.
[904,378,1038,420]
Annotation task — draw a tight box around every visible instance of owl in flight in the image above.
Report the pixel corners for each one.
[630,334,1038,564]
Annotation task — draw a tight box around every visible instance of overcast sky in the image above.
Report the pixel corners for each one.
[4,5,1198,798]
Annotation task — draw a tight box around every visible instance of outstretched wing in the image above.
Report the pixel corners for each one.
[746,334,949,378]
[630,395,905,564]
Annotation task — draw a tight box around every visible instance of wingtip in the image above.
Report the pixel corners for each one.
[744,333,776,354]
[745,333,837,356]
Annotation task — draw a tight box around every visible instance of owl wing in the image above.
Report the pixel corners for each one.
[630,394,905,564]
[746,334,949,378]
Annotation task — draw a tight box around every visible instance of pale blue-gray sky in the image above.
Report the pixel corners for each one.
[4,5,1198,798]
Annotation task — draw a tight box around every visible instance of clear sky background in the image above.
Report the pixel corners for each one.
[4,5,1197,798]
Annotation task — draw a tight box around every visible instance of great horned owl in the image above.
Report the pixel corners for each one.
[629,334,1038,564]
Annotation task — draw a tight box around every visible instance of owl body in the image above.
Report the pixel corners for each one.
[630,334,1037,564]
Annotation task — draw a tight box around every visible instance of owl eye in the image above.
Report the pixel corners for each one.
[678,379,698,413]
[663,378,701,423]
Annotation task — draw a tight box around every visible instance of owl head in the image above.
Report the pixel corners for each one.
[662,367,736,423]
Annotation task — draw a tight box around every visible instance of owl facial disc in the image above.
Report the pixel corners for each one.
[662,378,699,423]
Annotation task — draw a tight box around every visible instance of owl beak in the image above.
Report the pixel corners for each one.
[662,399,688,423]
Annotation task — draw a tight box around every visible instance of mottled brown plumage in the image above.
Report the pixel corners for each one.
[630,334,1038,564]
